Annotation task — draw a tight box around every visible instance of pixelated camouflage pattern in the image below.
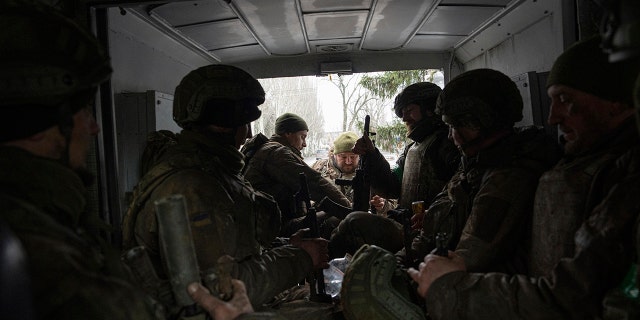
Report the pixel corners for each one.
[311,157,356,202]
[406,126,561,271]
[123,130,313,307]
[426,142,640,320]
[0,147,155,320]
[530,119,639,277]
[365,119,459,208]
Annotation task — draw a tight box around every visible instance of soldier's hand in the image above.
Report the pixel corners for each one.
[370,195,386,211]
[188,280,254,320]
[407,251,466,298]
[352,135,375,155]
[290,228,330,269]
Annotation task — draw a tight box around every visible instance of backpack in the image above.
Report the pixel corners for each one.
[240,133,269,173]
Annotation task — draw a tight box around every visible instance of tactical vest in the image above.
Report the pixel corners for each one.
[416,159,484,261]
[530,152,622,277]
[313,158,355,202]
[399,130,448,209]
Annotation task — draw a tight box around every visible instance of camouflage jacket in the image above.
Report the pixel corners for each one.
[426,120,640,319]
[364,120,459,209]
[311,157,397,215]
[122,130,313,307]
[0,147,154,320]
[243,134,350,224]
[406,127,562,273]
[311,157,355,202]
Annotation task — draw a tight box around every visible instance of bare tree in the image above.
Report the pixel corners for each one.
[325,74,379,132]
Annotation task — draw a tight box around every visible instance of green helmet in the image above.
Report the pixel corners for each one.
[435,68,523,131]
[0,0,112,108]
[0,0,112,142]
[173,65,265,128]
[341,245,425,320]
[393,82,442,118]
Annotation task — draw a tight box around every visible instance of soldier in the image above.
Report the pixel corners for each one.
[408,34,640,319]
[340,69,562,320]
[311,132,360,201]
[122,65,330,310]
[312,132,397,216]
[353,82,459,216]
[243,113,351,238]
[399,68,562,269]
[328,82,460,258]
[0,1,155,319]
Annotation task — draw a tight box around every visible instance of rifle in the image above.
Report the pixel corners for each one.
[386,208,414,264]
[336,114,375,212]
[294,172,332,303]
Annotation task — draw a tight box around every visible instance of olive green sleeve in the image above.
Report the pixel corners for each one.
[236,245,313,306]
[264,147,350,207]
[426,175,639,319]
[455,166,539,273]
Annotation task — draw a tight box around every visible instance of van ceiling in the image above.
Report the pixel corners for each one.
[125,0,547,77]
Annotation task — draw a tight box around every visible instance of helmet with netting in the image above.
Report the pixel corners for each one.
[173,65,265,128]
[0,0,112,141]
[341,245,425,320]
[393,82,442,118]
[435,68,523,131]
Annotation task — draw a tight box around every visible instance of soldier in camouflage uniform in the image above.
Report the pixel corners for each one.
[340,69,562,320]
[353,82,460,213]
[312,132,360,201]
[408,34,640,319]
[122,65,330,310]
[328,82,460,259]
[0,1,155,319]
[243,113,351,238]
[397,68,562,269]
[312,132,398,216]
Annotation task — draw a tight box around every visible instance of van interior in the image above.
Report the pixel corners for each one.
[85,0,599,245]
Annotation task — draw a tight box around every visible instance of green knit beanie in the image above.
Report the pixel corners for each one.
[275,113,308,134]
[547,35,635,104]
[333,132,358,154]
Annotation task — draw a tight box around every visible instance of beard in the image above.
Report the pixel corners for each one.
[339,164,356,174]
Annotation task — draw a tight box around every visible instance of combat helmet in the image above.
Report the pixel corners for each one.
[393,82,442,118]
[341,245,425,320]
[435,68,523,131]
[0,0,112,141]
[173,65,265,128]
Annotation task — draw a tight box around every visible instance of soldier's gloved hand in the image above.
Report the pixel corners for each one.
[407,250,465,298]
[188,280,254,320]
[352,135,375,155]
[370,195,386,212]
[290,228,330,269]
